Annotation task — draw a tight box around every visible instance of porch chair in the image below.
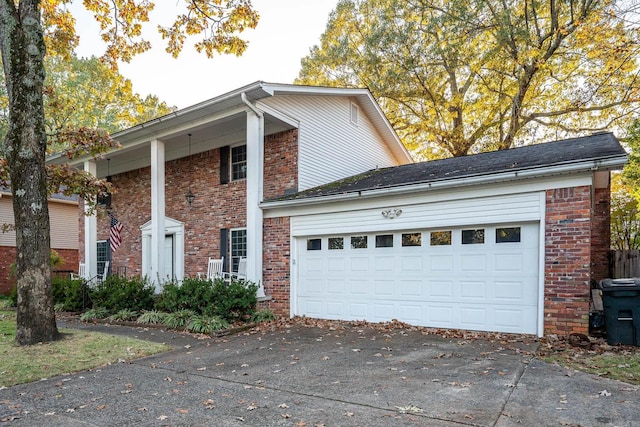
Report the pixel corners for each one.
[231,257,247,281]
[198,257,224,281]
[95,261,110,284]
[70,262,86,280]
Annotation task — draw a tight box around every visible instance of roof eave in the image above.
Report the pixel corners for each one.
[260,154,627,209]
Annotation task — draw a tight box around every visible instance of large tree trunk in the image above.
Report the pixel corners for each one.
[0,0,59,344]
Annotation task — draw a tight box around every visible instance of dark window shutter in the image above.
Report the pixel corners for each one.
[220,228,229,273]
[220,146,230,185]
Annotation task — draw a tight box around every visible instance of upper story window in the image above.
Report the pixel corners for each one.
[231,145,247,181]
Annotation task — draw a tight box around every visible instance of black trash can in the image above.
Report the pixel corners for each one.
[599,279,640,346]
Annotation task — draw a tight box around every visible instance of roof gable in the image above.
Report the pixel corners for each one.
[267,132,627,203]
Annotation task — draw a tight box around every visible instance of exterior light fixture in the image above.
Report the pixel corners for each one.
[381,208,402,219]
[185,189,195,206]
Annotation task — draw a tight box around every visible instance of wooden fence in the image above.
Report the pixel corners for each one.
[610,250,640,278]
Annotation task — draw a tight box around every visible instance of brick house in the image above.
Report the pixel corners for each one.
[0,190,79,295]
[46,82,626,336]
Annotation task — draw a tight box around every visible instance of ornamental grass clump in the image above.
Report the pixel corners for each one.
[186,315,229,334]
[162,309,196,329]
[137,310,169,324]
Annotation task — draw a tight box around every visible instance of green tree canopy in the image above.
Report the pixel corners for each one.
[297,0,640,159]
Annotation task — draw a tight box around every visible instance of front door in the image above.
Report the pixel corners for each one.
[164,234,174,281]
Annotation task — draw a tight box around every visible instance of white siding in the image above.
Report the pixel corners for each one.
[0,197,78,249]
[261,95,403,190]
[291,192,543,237]
[0,197,15,246]
[50,202,79,249]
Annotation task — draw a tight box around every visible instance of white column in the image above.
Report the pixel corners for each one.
[83,160,98,281]
[246,110,265,297]
[150,139,165,291]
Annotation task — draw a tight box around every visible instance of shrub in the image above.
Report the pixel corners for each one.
[155,277,258,323]
[156,277,215,314]
[7,287,17,307]
[51,276,87,312]
[208,279,258,322]
[89,276,155,312]
[186,315,229,334]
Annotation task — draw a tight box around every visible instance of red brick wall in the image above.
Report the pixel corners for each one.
[591,186,611,283]
[0,246,78,295]
[264,129,298,200]
[262,217,291,316]
[91,149,248,277]
[544,186,592,335]
[0,246,15,295]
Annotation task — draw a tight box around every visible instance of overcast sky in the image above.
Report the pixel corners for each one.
[73,0,339,109]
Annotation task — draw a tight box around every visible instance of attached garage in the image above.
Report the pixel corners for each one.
[262,133,628,336]
[289,191,544,335]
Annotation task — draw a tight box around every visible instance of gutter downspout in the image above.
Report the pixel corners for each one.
[241,93,266,298]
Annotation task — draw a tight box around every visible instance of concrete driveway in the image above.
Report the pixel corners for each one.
[1,320,638,426]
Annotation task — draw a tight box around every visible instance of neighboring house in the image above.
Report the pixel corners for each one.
[0,189,79,294]
[45,81,627,337]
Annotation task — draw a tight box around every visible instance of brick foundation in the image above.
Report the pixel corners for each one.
[544,186,592,335]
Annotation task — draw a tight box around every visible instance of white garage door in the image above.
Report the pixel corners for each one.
[295,223,539,334]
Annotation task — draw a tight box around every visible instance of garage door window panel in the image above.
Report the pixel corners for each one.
[496,227,521,243]
[329,237,344,250]
[462,229,485,244]
[307,238,321,250]
[375,234,393,248]
[351,236,368,249]
[402,233,422,247]
[430,231,452,246]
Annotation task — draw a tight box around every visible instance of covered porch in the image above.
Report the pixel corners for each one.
[47,83,299,296]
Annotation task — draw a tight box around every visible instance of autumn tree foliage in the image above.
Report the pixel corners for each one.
[0,0,258,345]
[297,0,640,159]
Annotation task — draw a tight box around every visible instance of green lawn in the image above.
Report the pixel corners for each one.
[0,310,169,387]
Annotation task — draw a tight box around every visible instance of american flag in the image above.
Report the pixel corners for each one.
[109,213,124,252]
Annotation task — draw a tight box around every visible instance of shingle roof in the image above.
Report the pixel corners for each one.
[270,132,626,202]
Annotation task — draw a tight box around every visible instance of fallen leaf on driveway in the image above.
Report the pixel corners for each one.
[395,405,424,414]
[157,415,168,420]
[176,408,189,414]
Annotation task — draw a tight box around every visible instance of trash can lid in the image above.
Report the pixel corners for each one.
[599,278,640,289]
